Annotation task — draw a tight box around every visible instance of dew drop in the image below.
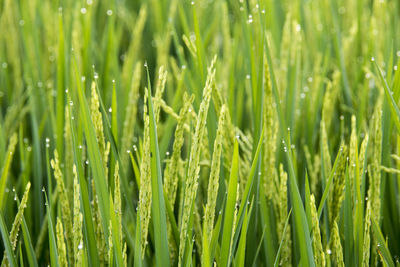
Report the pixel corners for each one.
[371,57,375,62]
[108,107,112,113]
[106,9,113,16]
[80,7,87,14]
[326,249,332,255]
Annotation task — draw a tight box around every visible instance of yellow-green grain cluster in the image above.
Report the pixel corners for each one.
[331,221,344,267]
[138,90,152,256]
[204,105,226,239]
[56,218,68,267]
[311,194,325,267]
[51,150,73,264]
[178,56,217,266]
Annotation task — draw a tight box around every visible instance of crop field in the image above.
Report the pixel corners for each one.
[0,0,400,266]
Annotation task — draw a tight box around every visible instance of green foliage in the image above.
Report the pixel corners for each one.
[0,0,400,266]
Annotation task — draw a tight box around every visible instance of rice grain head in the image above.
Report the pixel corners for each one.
[203,105,226,240]
[64,105,74,194]
[163,93,194,262]
[362,198,372,267]
[154,65,168,124]
[56,218,68,267]
[51,150,73,264]
[178,56,217,266]
[263,57,278,200]
[73,165,83,265]
[311,194,325,267]
[164,93,194,207]
[91,179,107,265]
[349,115,357,205]
[90,81,110,176]
[329,144,347,226]
[277,164,292,266]
[331,221,344,267]
[1,182,31,266]
[320,121,332,182]
[370,99,382,267]
[138,90,152,257]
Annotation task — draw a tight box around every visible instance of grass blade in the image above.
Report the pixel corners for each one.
[146,66,171,267]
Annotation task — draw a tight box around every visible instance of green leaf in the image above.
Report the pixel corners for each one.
[146,66,171,267]
[371,220,395,267]
[0,212,17,267]
[374,60,400,133]
[317,145,344,218]
[274,209,292,267]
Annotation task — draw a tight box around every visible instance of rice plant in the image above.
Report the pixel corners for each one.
[0,0,400,266]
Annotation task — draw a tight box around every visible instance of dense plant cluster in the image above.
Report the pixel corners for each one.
[0,0,400,266]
